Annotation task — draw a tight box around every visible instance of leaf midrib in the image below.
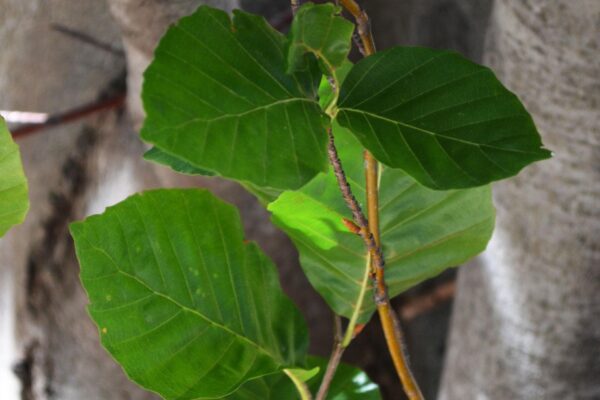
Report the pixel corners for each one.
[338,108,544,156]
[146,98,318,134]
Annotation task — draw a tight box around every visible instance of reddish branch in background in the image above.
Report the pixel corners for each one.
[6,94,125,140]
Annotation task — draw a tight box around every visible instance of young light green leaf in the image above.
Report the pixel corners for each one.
[70,189,308,399]
[337,46,551,190]
[288,2,354,85]
[0,117,29,237]
[269,124,495,321]
[141,6,328,190]
[225,356,381,400]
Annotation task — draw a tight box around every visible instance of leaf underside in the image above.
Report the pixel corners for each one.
[141,6,328,191]
[269,124,495,321]
[0,117,29,237]
[71,189,308,399]
[337,46,551,190]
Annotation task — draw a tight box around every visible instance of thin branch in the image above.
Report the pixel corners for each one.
[352,32,367,56]
[338,1,424,399]
[400,280,456,321]
[315,315,345,400]
[326,128,387,271]
[338,0,375,54]
[342,255,371,346]
[10,93,126,140]
[50,23,125,57]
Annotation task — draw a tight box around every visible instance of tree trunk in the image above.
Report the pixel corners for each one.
[439,1,600,398]
[0,1,240,399]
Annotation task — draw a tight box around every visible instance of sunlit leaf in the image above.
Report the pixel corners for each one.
[269,124,495,321]
[226,356,381,399]
[0,117,29,237]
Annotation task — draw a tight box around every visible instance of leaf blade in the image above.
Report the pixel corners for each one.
[0,117,29,237]
[269,124,495,321]
[225,356,381,400]
[337,46,551,189]
[71,189,308,399]
[288,3,354,80]
[141,6,328,190]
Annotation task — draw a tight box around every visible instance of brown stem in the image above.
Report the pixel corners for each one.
[338,1,424,399]
[315,315,345,400]
[326,129,381,262]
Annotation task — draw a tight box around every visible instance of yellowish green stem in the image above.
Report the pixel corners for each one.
[342,256,371,347]
[284,369,313,400]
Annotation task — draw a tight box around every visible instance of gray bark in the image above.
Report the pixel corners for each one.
[439,1,600,399]
[0,1,248,399]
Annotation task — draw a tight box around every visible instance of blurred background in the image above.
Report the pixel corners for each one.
[0,0,598,399]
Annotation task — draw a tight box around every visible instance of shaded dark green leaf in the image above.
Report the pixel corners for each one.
[337,46,551,189]
[143,147,281,204]
[144,147,215,176]
[141,6,328,190]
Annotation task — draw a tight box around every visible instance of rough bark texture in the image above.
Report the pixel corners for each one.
[439,1,600,399]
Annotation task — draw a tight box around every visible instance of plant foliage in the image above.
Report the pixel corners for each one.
[336,47,551,189]
[269,124,495,321]
[141,6,328,191]
[70,2,551,398]
[71,190,308,399]
[0,117,29,237]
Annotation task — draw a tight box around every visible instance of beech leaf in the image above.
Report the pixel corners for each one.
[288,2,354,84]
[226,356,381,399]
[71,189,308,399]
[141,6,328,190]
[337,46,551,189]
[0,117,29,237]
[269,124,495,321]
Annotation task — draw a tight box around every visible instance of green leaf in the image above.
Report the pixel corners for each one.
[0,117,29,237]
[337,46,551,190]
[70,189,308,399]
[141,6,329,191]
[144,147,215,176]
[318,59,353,110]
[288,2,354,84]
[143,147,282,204]
[226,356,381,399]
[269,124,495,321]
